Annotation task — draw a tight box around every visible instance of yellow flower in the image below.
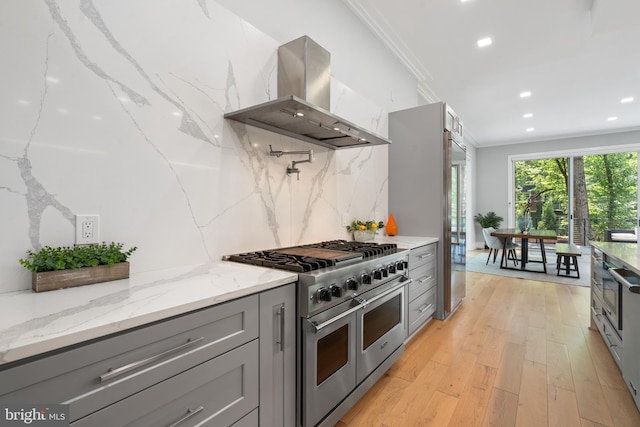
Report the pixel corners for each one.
[371,223,377,230]
[359,225,366,230]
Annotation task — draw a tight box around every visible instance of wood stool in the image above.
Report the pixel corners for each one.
[555,243,581,278]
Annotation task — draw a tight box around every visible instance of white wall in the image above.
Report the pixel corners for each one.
[473,130,640,248]
[0,0,419,292]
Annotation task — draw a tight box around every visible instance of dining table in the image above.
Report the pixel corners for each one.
[491,228,558,273]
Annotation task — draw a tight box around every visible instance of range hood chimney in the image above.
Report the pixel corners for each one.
[224,36,391,149]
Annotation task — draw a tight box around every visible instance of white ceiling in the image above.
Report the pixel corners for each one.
[346,0,640,147]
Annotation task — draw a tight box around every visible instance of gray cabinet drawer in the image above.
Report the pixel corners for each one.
[408,262,435,301]
[232,408,258,427]
[592,292,623,368]
[591,291,604,330]
[0,295,259,422]
[72,340,259,427]
[600,319,623,368]
[408,287,436,336]
[409,244,436,270]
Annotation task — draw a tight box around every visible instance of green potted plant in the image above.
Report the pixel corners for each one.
[19,242,137,292]
[474,212,504,248]
[474,211,503,229]
[346,219,385,242]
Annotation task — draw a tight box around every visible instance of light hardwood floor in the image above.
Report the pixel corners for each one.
[336,268,640,427]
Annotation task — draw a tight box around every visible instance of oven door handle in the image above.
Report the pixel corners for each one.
[362,278,411,307]
[308,303,363,332]
[308,277,412,332]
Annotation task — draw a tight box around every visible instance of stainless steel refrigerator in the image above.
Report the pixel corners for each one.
[389,102,466,320]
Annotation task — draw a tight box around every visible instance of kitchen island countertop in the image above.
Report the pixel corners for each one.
[0,262,297,366]
[591,241,640,272]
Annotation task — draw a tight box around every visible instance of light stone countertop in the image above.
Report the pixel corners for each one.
[0,235,438,367]
[0,262,297,366]
[591,241,640,272]
[372,235,439,249]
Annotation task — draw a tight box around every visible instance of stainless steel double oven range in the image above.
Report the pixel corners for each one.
[226,240,410,426]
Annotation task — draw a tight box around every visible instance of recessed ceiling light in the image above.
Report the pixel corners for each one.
[621,97,634,103]
[295,112,304,117]
[477,37,492,48]
[607,117,618,121]
[520,91,532,98]
[526,128,534,132]
[523,113,533,118]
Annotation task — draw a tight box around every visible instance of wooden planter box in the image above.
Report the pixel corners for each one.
[32,262,130,293]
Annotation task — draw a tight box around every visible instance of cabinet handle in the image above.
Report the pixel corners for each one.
[419,276,433,284]
[276,305,285,352]
[418,303,433,314]
[418,253,433,260]
[604,332,618,348]
[100,337,204,382]
[167,406,204,427]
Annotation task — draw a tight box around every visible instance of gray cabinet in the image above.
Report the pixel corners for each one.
[590,245,640,411]
[259,283,296,427]
[72,340,259,426]
[589,247,623,368]
[0,295,259,424]
[622,283,640,409]
[0,283,299,427]
[406,243,437,338]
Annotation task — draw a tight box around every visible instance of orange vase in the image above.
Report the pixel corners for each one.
[386,214,398,236]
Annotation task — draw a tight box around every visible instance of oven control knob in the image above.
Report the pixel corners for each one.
[373,269,383,280]
[330,285,343,297]
[317,288,331,302]
[361,273,372,285]
[395,261,405,271]
[388,264,396,274]
[380,267,389,277]
[346,278,358,290]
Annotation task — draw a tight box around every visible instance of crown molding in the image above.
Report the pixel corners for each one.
[345,0,440,99]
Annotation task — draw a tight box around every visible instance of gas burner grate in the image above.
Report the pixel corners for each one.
[225,240,398,272]
[302,240,398,258]
[227,251,334,273]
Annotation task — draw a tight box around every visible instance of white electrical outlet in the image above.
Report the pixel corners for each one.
[76,215,100,244]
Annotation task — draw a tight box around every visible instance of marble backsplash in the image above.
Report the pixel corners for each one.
[0,1,392,292]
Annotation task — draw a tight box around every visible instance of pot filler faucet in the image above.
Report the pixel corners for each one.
[269,144,313,180]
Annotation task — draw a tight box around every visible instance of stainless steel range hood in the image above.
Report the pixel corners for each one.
[224,36,391,149]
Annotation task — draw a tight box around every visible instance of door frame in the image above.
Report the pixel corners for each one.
[507,143,640,234]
